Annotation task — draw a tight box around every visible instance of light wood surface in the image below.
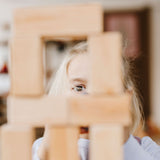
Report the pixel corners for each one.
[90,124,123,160]
[49,126,80,160]
[10,36,44,96]
[1,124,34,160]
[88,32,123,95]
[14,4,103,37]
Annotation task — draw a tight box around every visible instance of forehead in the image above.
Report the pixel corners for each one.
[67,54,89,81]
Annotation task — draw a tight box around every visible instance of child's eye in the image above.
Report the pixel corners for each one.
[72,85,86,93]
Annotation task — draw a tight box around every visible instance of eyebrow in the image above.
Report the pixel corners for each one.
[70,78,87,83]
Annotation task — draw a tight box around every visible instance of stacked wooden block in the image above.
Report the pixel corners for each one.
[0,4,131,160]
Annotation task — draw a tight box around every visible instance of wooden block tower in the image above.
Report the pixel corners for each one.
[0,4,131,160]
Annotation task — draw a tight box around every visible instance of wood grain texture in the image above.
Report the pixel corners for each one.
[90,124,123,160]
[14,4,103,37]
[68,94,131,126]
[7,96,68,127]
[7,94,131,127]
[88,32,123,95]
[1,124,34,160]
[10,36,44,96]
[49,126,80,160]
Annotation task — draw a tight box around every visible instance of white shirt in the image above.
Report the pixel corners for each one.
[32,135,160,160]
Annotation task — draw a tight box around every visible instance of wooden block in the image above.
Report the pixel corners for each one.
[89,124,123,160]
[0,124,34,160]
[7,95,68,127]
[14,4,103,36]
[48,126,80,160]
[10,36,44,96]
[68,93,131,126]
[88,32,123,95]
[7,94,131,126]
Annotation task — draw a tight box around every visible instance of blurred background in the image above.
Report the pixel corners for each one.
[0,0,160,142]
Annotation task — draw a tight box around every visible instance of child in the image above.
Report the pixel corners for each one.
[32,42,160,160]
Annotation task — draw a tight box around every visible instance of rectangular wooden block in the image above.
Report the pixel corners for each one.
[0,124,34,160]
[89,124,123,160]
[88,32,123,95]
[10,36,44,96]
[68,93,131,126]
[7,94,131,127]
[14,4,103,36]
[7,96,68,127]
[48,126,80,160]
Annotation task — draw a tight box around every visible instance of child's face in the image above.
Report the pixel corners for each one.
[67,54,89,96]
[67,54,89,136]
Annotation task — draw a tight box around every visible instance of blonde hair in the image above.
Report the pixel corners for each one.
[49,41,144,135]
